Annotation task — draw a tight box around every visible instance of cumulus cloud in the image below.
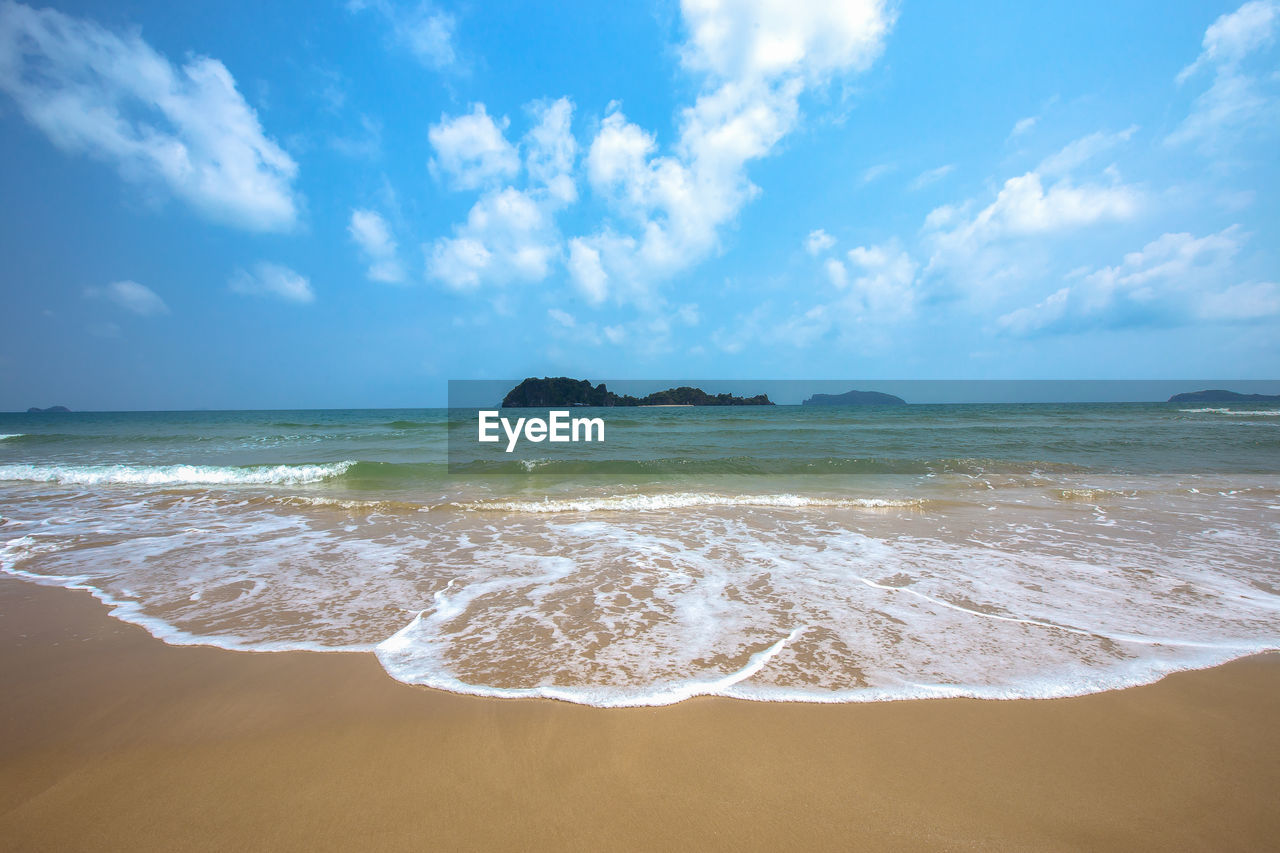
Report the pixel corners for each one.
[349,209,405,283]
[427,187,558,290]
[679,0,894,83]
[925,171,1141,280]
[347,0,459,71]
[418,2,894,307]
[84,280,168,316]
[842,243,918,320]
[805,228,836,254]
[818,242,918,326]
[427,99,578,292]
[996,226,1279,334]
[0,1,299,231]
[724,239,917,354]
[428,104,520,190]
[523,97,577,203]
[1169,0,1280,149]
[573,81,795,289]
[229,262,314,303]
[566,0,896,305]
[566,238,608,303]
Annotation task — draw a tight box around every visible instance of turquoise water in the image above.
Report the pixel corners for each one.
[1,403,1278,705]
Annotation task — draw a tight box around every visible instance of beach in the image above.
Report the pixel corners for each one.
[3,577,1278,851]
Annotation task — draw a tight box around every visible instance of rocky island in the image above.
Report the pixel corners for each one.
[501,378,773,407]
[1168,390,1280,403]
[801,389,907,406]
[26,405,72,413]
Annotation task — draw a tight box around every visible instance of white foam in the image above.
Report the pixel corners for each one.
[3,478,1278,707]
[1,532,376,653]
[1180,408,1280,416]
[0,434,23,441]
[0,461,355,486]
[377,621,807,707]
[456,492,924,513]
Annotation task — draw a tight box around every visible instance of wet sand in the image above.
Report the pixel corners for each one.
[1,577,1277,851]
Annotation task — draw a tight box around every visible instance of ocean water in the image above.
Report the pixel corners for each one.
[1,403,1278,706]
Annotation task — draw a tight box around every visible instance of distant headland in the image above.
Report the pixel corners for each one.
[26,405,71,413]
[802,389,907,406]
[501,378,773,407]
[1168,389,1280,403]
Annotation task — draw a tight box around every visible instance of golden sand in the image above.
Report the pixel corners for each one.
[1,578,1277,851]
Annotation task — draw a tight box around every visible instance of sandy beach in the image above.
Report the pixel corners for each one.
[2,578,1277,851]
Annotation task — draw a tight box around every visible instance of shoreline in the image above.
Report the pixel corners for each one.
[3,577,1279,850]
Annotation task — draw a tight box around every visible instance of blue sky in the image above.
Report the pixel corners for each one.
[1,0,1277,409]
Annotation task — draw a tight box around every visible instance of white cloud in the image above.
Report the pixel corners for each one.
[547,307,576,328]
[805,228,836,255]
[1009,116,1037,138]
[735,239,917,354]
[523,97,577,203]
[428,104,520,190]
[566,238,608,303]
[85,280,168,316]
[427,187,558,290]
[843,243,918,321]
[926,172,1141,272]
[349,209,405,283]
[824,257,848,288]
[0,1,299,231]
[908,164,954,190]
[679,0,894,84]
[427,100,579,294]
[229,262,314,303]
[860,162,895,183]
[1197,281,1280,319]
[996,226,1278,334]
[1036,126,1137,177]
[419,1,894,306]
[1178,0,1278,81]
[347,0,459,71]
[1169,0,1280,149]
[996,287,1069,336]
[565,0,896,305]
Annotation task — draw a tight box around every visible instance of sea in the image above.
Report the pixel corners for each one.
[1,402,1278,707]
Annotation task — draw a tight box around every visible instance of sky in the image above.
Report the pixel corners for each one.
[0,0,1278,410]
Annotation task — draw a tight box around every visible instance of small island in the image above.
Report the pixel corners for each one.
[802,389,907,406]
[1168,390,1280,403]
[26,405,72,413]
[501,378,773,407]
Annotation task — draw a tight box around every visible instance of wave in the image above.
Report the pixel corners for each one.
[449,455,1089,477]
[0,461,355,486]
[0,434,23,441]
[1180,408,1280,416]
[453,492,926,513]
[1054,487,1129,502]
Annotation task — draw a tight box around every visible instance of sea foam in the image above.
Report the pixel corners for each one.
[0,461,355,486]
[455,492,924,513]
